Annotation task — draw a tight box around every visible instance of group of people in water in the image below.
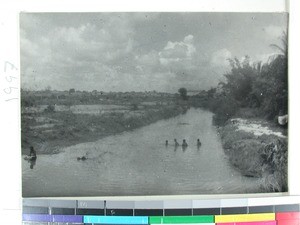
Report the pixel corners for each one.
[26,137,202,169]
[165,138,202,150]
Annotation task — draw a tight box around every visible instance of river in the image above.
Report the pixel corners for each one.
[22,108,262,197]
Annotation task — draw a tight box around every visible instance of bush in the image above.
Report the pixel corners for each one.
[204,33,288,124]
[209,96,239,126]
[260,139,288,192]
[131,103,139,110]
[44,104,55,113]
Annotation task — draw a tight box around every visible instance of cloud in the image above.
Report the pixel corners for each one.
[20,36,40,58]
[159,34,196,66]
[135,50,160,68]
[20,13,288,92]
[264,25,284,38]
[20,14,137,90]
[134,35,230,92]
[134,35,199,76]
[211,48,232,67]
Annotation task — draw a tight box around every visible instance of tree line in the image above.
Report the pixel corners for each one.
[188,32,288,126]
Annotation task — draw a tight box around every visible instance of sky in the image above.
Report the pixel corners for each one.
[20,12,288,93]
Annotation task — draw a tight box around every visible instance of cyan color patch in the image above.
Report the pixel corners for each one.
[83,215,148,224]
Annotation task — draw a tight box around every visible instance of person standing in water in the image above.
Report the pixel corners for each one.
[29,146,37,160]
[182,139,188,147]
[197,139,202,146]
[165,140,168,147]
[197,139,202,150]
[182,139,188,151]
[174,139,179,147]
[26,146,37,169]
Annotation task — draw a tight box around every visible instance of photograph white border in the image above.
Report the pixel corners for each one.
[1,0,299,223]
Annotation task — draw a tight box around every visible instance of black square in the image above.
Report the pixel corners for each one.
[51,207,75,215]
[164,208,192,216]
[193,208,221,215]
[105,208,133,216]
[135,209,163,216]
[221,207,248,214]
[76,208,104,215]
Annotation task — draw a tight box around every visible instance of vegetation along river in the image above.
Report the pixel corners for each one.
[22,108,262,197]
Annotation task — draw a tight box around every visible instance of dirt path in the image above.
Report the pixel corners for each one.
[230,118,287,138]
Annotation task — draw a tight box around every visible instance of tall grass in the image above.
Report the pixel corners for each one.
[260,139,288,192]
[220,121,288,192]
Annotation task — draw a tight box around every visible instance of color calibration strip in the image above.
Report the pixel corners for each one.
[22,212,300,224]
[22,197,300,224]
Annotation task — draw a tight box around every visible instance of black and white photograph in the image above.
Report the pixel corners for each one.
[20,12,288,197]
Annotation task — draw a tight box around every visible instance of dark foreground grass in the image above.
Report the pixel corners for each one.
[219,119,288,193]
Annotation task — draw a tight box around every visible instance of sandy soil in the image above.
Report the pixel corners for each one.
[230,118,287,138]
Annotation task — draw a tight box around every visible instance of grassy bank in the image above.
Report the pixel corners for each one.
[219,117,288,192]
[22,104,187,155]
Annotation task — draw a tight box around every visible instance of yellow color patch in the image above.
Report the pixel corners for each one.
[215,213,275,223]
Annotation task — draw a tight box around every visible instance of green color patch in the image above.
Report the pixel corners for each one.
[149,215,214,224]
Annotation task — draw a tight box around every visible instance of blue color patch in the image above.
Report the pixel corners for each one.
[83,215,148,224]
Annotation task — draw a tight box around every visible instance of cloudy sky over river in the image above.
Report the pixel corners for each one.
[20,13,287,93]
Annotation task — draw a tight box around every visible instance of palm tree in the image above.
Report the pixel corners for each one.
[270,31,288,58]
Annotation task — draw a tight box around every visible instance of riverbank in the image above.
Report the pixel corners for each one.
[219,117,288,192]
[21,104,188,155]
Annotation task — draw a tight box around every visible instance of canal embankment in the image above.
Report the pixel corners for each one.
[21,104,188,155]
[218,117,288,192]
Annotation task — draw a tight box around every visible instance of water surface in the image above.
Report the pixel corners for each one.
[22,108,261,197]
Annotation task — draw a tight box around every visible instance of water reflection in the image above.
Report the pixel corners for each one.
[29,159,36,169]
[174,145,178,151]
[182,145,188,151]
[24,157,36,169]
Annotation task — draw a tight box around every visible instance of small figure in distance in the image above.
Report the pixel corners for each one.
[182,139,188,147]
[77,156,87,161]
[25,146,37,169]
[197,139,202,146]
[165,140,168,147]
[29,146,37,160]
[197,139,202,150]
[77,152,88,161]
[182,139,188,151]
[174,139,179,147]
[81,156,87,160]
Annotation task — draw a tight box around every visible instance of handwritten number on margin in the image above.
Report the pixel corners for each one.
[4,61,18,72]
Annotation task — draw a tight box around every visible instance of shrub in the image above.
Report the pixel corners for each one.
[260,139,288,192]
[209,96,239,126]
[44,104,55,113]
